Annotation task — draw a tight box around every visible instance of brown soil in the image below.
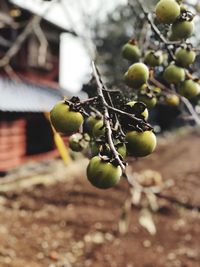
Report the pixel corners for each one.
[0,130,199,267]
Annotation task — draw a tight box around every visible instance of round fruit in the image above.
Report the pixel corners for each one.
[89,141,99,157]
[178,80,200,99]
[115,142,127,158]
[125,130,157,157]
[122,43,141,63]
[92,120,105,138]
[87,156,122,189]
[171,20,194,40]
[165,94,180,106]
[125,63,149,88]
[175,47,196,68]
[137,95,157,109]
[69,133,90,152]
[50,101,84,135]
[144,50,163,67]
[127,101,149,120]
[155,0,180,24]
[84,115,102,136]
[163,64,185,84]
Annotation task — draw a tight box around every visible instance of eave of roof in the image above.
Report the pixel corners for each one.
[0,77,63,112]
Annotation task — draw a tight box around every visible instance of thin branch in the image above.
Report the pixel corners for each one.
[150,76,200,126]
[180,96,200,126]
[92,61,126,171]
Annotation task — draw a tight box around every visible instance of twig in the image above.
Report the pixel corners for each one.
[150,76,200,125]
[180,96,200,125]
[92,61,126,171]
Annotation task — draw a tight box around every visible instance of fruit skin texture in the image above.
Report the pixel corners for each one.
[155,0,180,24]
[125,130,157,157]
[116,143,127,158]
[137,95,157,109]
[178,80,200,99]
[84,116,102,136]
[87,156,122,189]
[166,95,180,106]
[127,101,149,120]
[171,20,194,40]
[163,64,185,84]
[125,63,149,88]
[175,48,196,68]
[122,43,141,63]
[144,51,163,67]
[50,102,84,135]
[92,120,105,138]
[69,133,90,152]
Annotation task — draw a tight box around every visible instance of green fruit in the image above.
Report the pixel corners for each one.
[89,142,100,157]
[92,120,105,138]
[87,156,122,189]
[116,143,127,158]
[175,48,196,68]
[122,43,141,63]
[125,63,149,88]
[84,116,102,135]
[125,130,157,157]
[155,0,180,24]
[165,94,180,106]
[171,20,194,40]
[127,101,149,120]
[50,101,84,135]
[178,80,200,99]
[69,133,90,152]
[163,64,185,84]
[144,50,163,67]
[137,95,157,109]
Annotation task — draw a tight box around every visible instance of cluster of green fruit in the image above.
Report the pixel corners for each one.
[122,0,200,107]
[50,0,199,191]
[50,99,156,190]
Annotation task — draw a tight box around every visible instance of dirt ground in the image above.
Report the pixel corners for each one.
[0,129,199,267]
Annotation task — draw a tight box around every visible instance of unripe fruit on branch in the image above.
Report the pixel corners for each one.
[175,47,196,68]
[124,63,149,88]
[155,0,181,24]
[163,64,185,84]
[178,80,200,99]
[50,102,84,135]
[127,101,149,120]
[87,156,122,189]
[69,133,90,152]
[84,115,102,136]
[165,94,180,106]
[144,50,163,67]
[125,130,157,157]
[171,20,194,40]
[89,141,127,159]
[92,120,105,138]
[137,94,157,109]
[122,42,141,63]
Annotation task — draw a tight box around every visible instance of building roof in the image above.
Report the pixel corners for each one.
[0,77,64,112]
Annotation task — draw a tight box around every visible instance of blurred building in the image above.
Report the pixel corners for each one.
[0,1,67,172]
